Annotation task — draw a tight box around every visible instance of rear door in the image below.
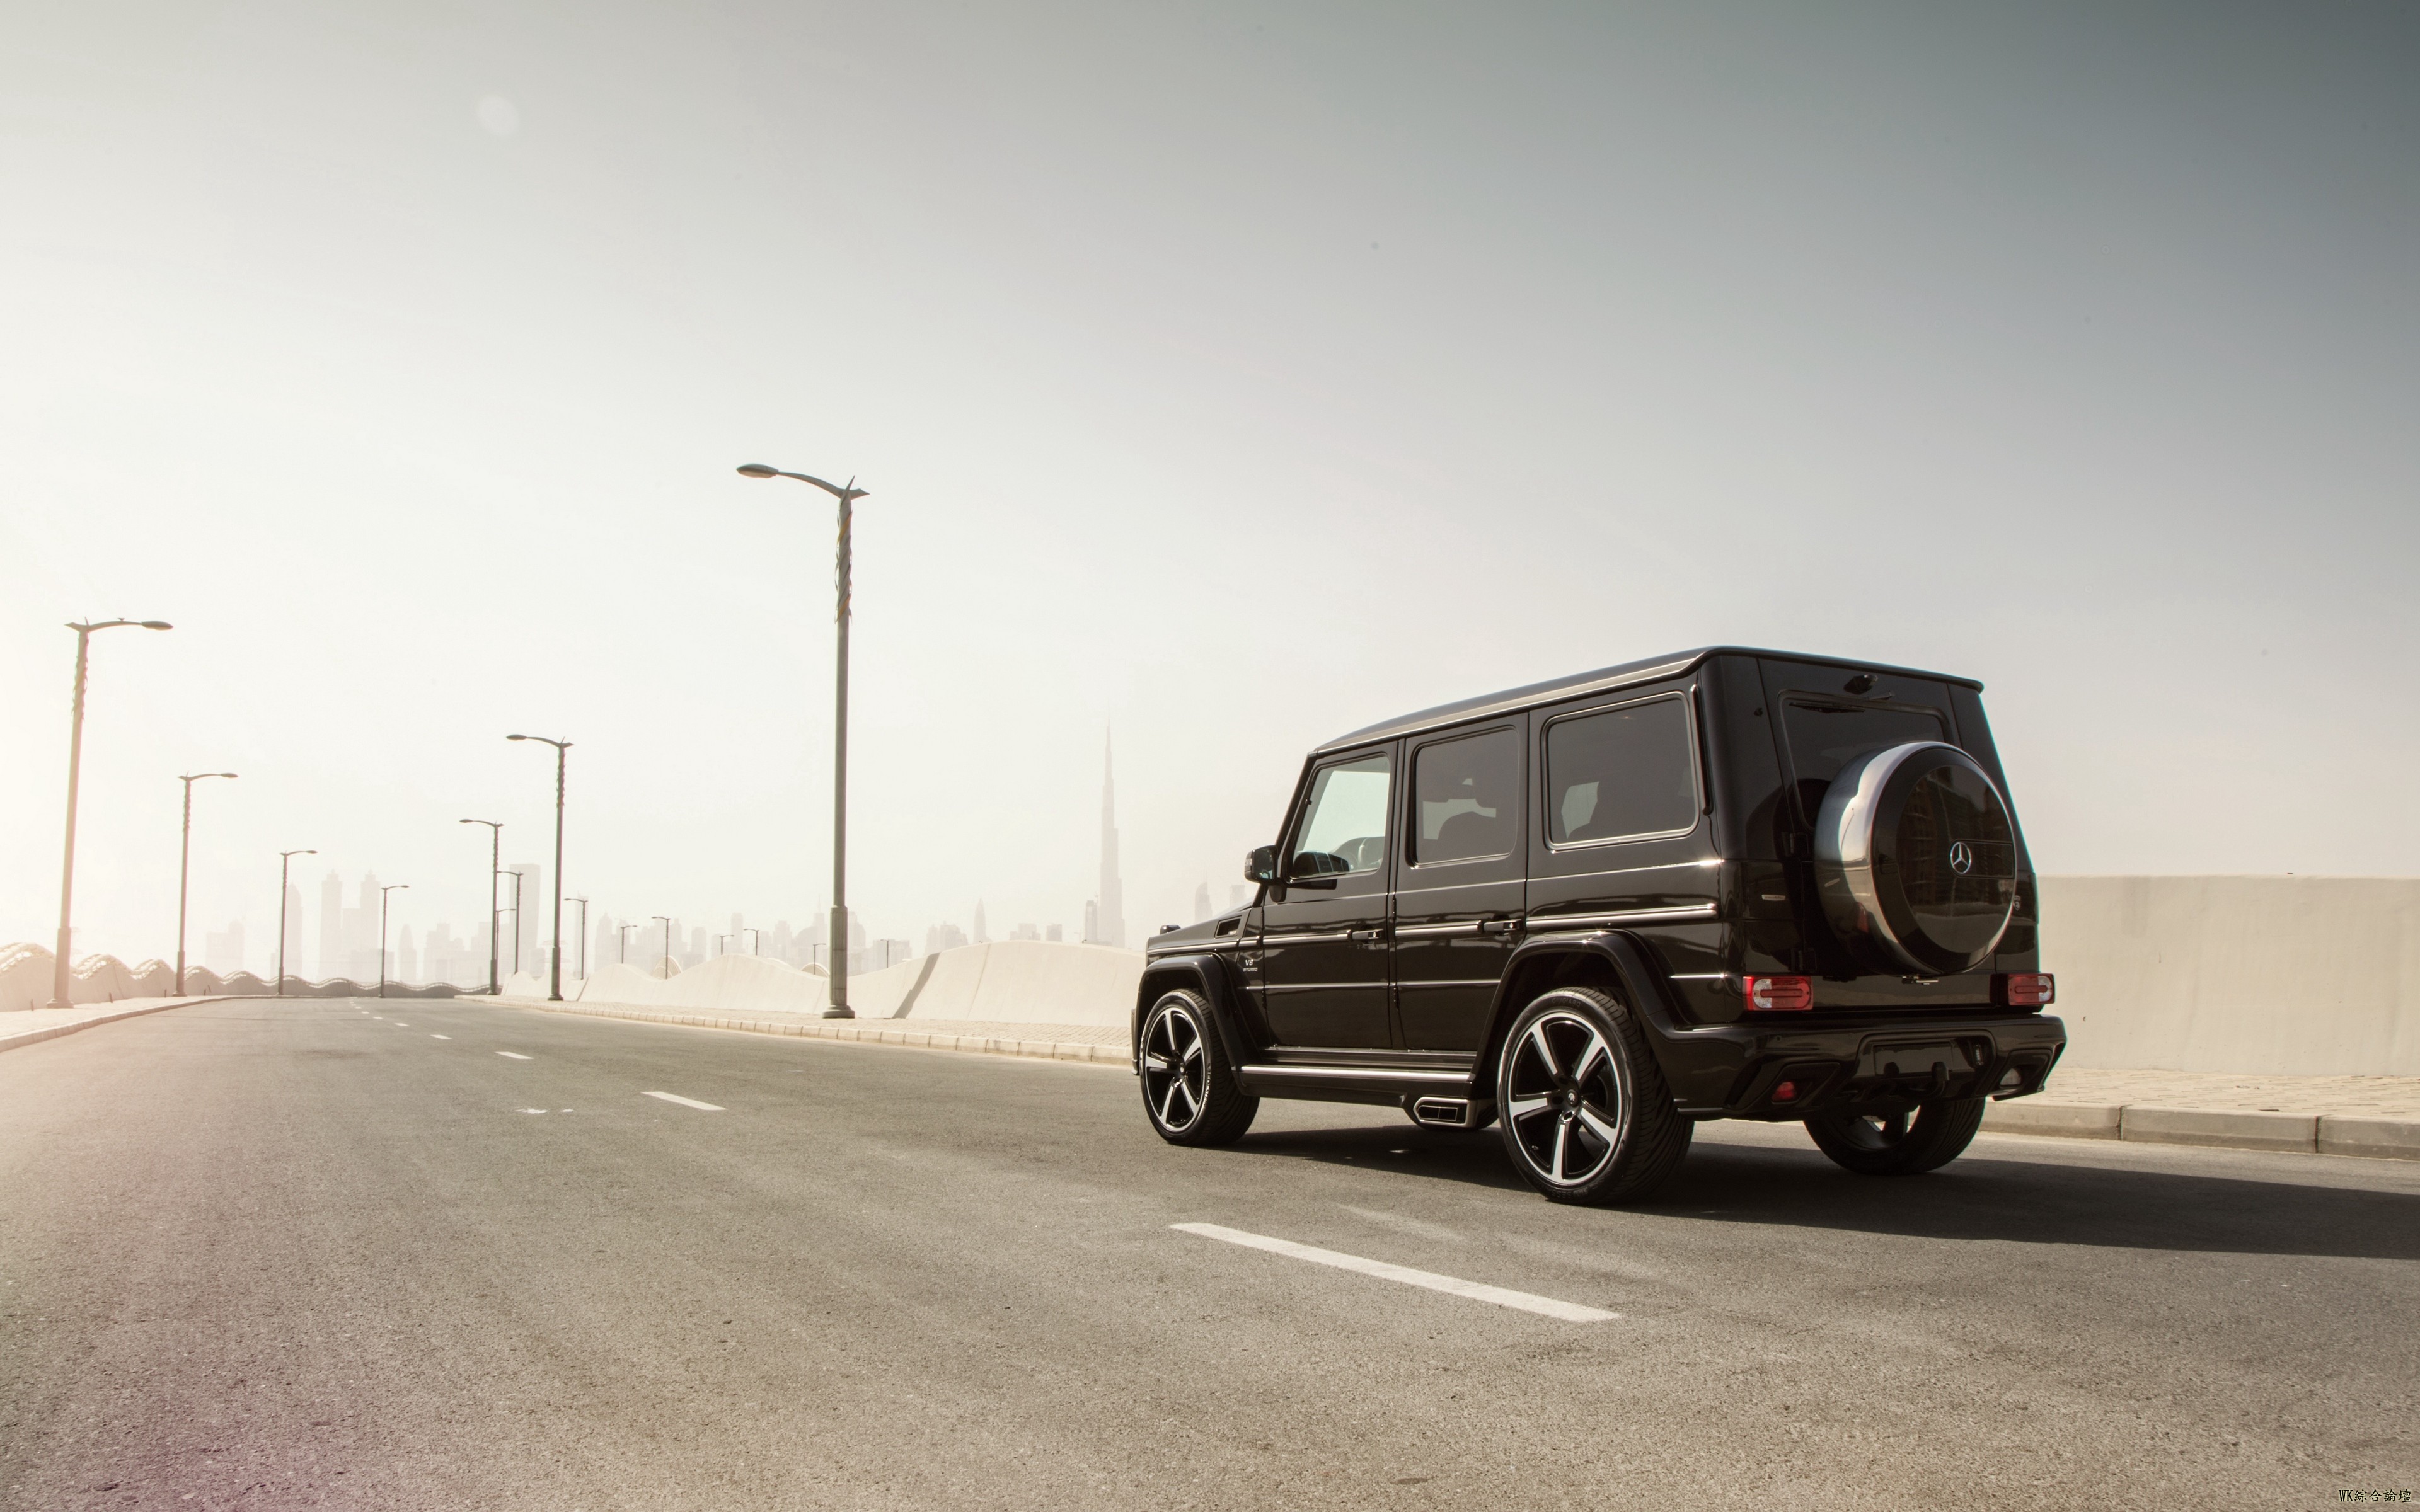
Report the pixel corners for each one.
[1257,746,1396,1050]
[1392,720,1525,1051]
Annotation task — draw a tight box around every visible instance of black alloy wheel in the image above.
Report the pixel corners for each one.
[1495,987,1690,1204]
[1802,1096,1987,1175]
[1139,990,1258,1146]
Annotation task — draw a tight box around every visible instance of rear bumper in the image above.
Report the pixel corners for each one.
[1649,1011,2068,1120]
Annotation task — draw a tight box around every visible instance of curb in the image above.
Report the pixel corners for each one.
[501,998,1132,1068]
[1983,1099,2419,1162]
[0,997,225,1055]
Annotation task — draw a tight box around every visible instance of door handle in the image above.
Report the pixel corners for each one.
[1349,926,1389,942]
[1478,919,1521,935]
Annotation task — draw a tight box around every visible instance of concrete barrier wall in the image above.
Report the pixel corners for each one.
[2041,876,2419,1076]
[504,940,1144,1028]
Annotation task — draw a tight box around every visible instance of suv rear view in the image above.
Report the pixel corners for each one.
[1135,646,2064,1204]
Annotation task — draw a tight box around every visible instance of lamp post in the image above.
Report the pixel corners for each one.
[506,735,571,1002]
[652,915,673,980]
[715,933,735,957]
[618,922,637,965]
[737,462,870,1019]
[173,771,238,994]
[504,876,522,982]
[569,896,589,981]
[276,849,316,996]
[378,883,409,998]
[49,618,173,1010]
[742,927,761,956]
[459,820,502,994]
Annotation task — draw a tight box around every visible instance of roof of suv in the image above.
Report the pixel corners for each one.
[1315,646,1985,753]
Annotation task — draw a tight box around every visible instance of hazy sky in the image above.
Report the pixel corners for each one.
[4,0,2415,971]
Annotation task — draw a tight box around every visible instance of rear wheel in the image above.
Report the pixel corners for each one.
[1803,1097,1986,1175]
[1494,987,1691,1204]
[1139,990,1258,1146]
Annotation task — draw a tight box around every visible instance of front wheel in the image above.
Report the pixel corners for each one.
[1802,1097,1986,1175]
[1494,987,1691,1205]
[1139,990,1258,1146]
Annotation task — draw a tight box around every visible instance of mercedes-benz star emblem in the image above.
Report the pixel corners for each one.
[1949,840,1975,875]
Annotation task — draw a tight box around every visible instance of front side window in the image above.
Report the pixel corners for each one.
[1291,752,1391,877]
[1546,696,1698,845]
[1414,727,1519,864]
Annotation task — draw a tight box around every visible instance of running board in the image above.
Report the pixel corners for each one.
[1236,1063,1471,1104]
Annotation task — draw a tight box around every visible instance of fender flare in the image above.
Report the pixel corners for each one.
[1133,954,1254,1075]
[1472,931,1691,1089]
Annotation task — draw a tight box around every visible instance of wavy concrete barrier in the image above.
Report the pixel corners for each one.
[498,941,1144,1028]
[1,944,464,1008]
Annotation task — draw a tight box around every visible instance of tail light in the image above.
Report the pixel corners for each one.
[1772,1079,1800,1103]
[1744,975,1812,1012]
[1994,972,2056,1007]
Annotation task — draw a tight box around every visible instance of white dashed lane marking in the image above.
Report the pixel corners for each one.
[497,1051,533,1060]
[431,1034,451,1040]
[1170,1223,1618,1323]
[642,1091,725,1112]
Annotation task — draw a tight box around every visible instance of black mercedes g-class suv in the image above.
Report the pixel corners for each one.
[1134,647,2064,1204]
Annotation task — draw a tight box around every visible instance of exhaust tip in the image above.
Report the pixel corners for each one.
[1411,1097,1474,1129]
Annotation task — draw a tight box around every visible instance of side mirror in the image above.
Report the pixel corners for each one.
[1244,845,1279,885]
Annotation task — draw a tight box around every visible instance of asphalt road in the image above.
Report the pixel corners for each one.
[3,998,2415,1511]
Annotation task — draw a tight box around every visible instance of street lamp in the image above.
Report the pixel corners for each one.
[459,820,502,994]
[569,896,589,980]
[618,922,637,965]
[715,933,735,957]
[378,883,409,998]
[174,771,238,994]
[652,915,673,980]
[742,927,761,956]
[276,849,316,997]
[737,462,870,1020]
[503,874,523,983]
[48,618,173,1010]
[506,735,571,1002]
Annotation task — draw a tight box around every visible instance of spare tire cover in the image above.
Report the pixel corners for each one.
[1813,742,2018,975]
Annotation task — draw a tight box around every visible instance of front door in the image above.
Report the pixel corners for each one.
[1393,721,1526,1051]
[1258,747,1395,1050]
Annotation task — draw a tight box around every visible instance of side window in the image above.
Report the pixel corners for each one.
[1545,696,1698,845]
[1412,727,1519,864]
[1291,752,1391,878]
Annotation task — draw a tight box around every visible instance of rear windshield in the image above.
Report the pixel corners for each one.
[1780,699,1949,816]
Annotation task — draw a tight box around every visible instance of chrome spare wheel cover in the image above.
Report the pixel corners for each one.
[1813,740,2020,976]
[1141,999,1209,1133]
[1502,1009,1627,1186]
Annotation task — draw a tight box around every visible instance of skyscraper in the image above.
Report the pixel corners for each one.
[1096,730,1126,948]
[317,871,344,980]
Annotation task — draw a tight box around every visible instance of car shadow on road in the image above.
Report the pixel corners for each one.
[1224,1123,2420,1262]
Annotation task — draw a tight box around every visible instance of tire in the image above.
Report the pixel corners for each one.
[1813,741,2019,975]
[1139,990,1258,1147]
[1802,1097,1986,1176]
[1494,987,1691,1205]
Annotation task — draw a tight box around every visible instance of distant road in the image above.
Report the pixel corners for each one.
[4,998,2414,1509]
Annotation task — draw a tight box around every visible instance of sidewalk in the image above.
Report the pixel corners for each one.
[0,997,223,1055]
[496,997,2420,1163]
[1983,1067,2420,1160]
